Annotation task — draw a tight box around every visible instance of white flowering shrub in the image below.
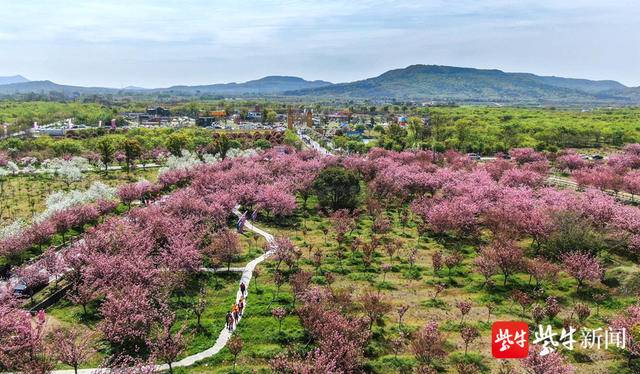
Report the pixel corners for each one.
[0,219,26,241]
[42,157,92,172]
[6,161,19,175]
[159,150,203,174]
[202,153,222,164]
[227,148,258,159]
[42,157,92,185]
[35,181,117,222]
[156,148,258,181]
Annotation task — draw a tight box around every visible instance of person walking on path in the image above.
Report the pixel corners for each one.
[238,297,245,317]
[240,282,246,296]
[232,303,240,324]
[226,311,234,331]
[237,211,247,233]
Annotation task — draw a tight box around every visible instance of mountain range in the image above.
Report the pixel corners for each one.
[0,75,29,85]
[286,65,639,104]
[1,65,639,105]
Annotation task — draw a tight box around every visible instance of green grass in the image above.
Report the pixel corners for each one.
[33,192,640,373]
[45,269,241,370]
[0,167,158,226]
[187,275,306,373]
[234,195,639,373]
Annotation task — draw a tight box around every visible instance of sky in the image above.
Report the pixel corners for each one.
[0,0,639,88]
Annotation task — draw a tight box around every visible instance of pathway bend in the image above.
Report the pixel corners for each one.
[48,208,275,374]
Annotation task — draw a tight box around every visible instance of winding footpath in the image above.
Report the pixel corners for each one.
[49,209,275,374]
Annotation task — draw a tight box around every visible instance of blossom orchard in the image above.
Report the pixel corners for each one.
[0,146,327,371]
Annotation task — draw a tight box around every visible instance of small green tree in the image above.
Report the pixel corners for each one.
[253,138,272,149]
[283,130,302,150]
[313,166,361,211]
[96,138,114,174]
[166,133,190,156]
[266,110,277,124]
[210,134,232,159]
[122,139,142,172]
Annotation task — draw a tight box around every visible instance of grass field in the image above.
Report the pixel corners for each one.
[190,195,637,373]
[0,167,159,226]
[16,181,639,373]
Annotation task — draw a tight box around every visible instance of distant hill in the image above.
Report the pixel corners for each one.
[286,65,638,104]
[122,86,148,91]
[519,74,626,94]
[0,80,118,95]
[0,75,29,85]
[156,76,333,95]
[0,67,638,105]
[0,75,332,97]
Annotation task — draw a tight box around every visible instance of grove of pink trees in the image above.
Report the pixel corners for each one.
[343,147,640,290]
[0,299,49,372]
[569,144,640,195]
[5,144,640,371]
[2,146,328,367]
[271,284,370,373]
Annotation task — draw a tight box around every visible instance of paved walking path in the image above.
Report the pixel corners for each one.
[49,209,275,374]
[200,266,245,273]
[546,175,636,203]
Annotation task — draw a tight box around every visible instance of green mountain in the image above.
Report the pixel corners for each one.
[0,80,118,95]
[1,66,638,105]
[287,65,638,104]
[518,74,626,94]
[156,76,332,95]
[0,76,332,97]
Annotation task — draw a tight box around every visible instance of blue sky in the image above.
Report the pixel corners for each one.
[0,0,638,87]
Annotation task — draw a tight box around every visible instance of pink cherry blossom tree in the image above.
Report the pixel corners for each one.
[360,291,392,331]
[208,228,241,271]
[499,168,545,188]
[562,251,602,291]
[98,286,162,349]
[16,264,49,304]
[509,148,546,165]
[255,184,297,219]
[272,236,302,271]
[624,171,640,200]
[411,321,447,365]
[611,304,640,364]
[521,345,574,374]
[460,326,480,355]
[0,305,49,372]
[477,239,524,286]
[148,314,186,374]
[556,151,587,171]
[456,300,472,324]
[272,307,287,334]
[48,326,95,374]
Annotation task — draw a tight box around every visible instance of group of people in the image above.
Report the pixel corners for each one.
[226,282,247,331]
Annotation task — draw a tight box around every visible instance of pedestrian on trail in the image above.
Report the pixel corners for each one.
[240,282,246,296]
[232,303,240,323]
[226,311,234,331]
[238,297,245,316]
[237,211,247,234]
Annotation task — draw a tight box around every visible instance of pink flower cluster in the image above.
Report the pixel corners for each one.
[569,144,640,194]
[0,200,118,258]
